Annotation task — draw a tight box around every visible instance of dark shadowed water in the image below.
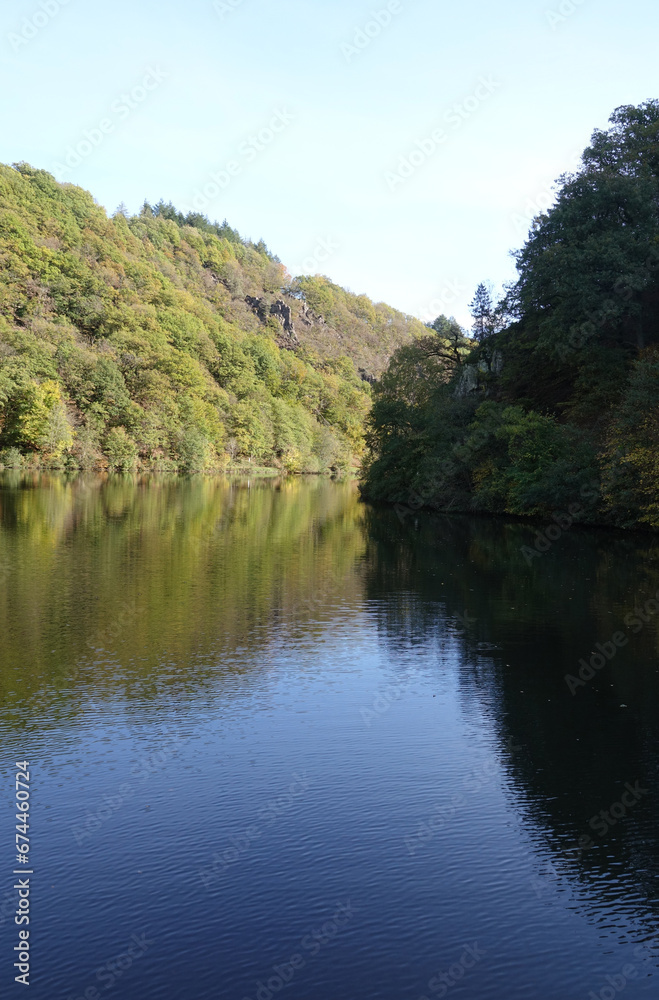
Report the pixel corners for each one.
[1,474,658,1000]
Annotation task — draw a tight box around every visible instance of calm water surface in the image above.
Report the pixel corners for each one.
[0,474,658,999]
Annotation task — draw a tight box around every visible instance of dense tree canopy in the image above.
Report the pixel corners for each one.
[361,100,659,529]
[510,101,659,359]
[0,164,423,473]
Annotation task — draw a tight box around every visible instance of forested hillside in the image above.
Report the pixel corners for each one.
[0,164,425,473]
[361,101,659,530]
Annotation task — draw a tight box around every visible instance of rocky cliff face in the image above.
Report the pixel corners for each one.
[269,299,295,335]
[244,277,426,378]
[455,347,503,397]
[245,296,299,348]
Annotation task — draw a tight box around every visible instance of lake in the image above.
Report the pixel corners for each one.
[0,474,658,999]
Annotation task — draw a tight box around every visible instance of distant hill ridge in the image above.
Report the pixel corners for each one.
[0,163,427,472]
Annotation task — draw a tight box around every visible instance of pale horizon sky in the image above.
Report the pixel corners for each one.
[1,0,657,328]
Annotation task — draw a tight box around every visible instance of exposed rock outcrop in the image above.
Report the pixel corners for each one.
[245,295,268,322]
[455,348,503,397]
[270,299,295,334]
[298,302,325,327]
[245,296,296,338]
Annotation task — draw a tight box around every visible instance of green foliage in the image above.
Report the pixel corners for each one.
[230,401,273,461]
[0,165,406,474]
[177,427,216,473]
[362,101,659,529]
[510,100,659,364]
[465,403,599,516]
[469,283,496,342]
[0,447,23,469]
[294,275,428,376]
[3,377,71,456]
[601,348,659,526]
[104,427,138,471]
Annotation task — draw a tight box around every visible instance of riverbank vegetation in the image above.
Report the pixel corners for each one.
[361,100,659,529]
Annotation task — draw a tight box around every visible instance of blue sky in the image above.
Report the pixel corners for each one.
[1,0,657,326]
